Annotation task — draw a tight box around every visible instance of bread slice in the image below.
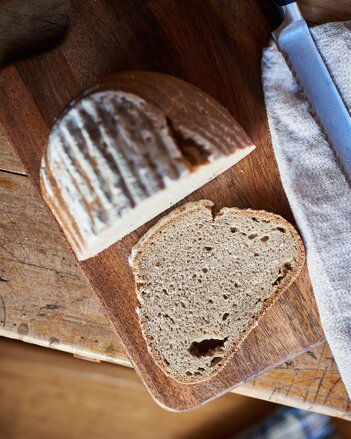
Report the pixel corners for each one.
[129,200,305,383]
[40,72,254,260]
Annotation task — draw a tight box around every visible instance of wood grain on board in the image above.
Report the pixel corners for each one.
[0,125,26,174]
[0,0,350,412]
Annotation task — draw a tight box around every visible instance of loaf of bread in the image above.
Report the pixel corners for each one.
[129,200,305,383]
[40,72,254,260]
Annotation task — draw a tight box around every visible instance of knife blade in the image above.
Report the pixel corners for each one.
[272,0,351,180]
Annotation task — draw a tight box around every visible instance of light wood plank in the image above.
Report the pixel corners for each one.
[0,169,128,365]
[237,343,351,420]
[0,124,26,175]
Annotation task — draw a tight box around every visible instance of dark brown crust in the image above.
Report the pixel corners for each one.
[130,200,306,384]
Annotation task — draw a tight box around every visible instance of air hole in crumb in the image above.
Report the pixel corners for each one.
[204,246,213,251]
[273,262,292,286]
[155,261,161,267]
[252,217,259,222]
[180,302,186,308]
[162,288,168,294]
[230,227,238,233]
[248,233,257,240]
[234,283,240,288]
[194,371,201,376]
[210,357,222,367]
[186,371,192,376]
[208,299,213,304]
[202,268,208,273]
[275,227,286,233]
[223,294,228,299]
[189,337,228,358]
[164,314,175,324]
[198,367,205,372]
[260,235,270,242]
[222,313,230,321]
[254,253,260,257]
[164,359,170,366]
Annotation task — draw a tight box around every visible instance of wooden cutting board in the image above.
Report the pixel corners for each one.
[0,0,324,411]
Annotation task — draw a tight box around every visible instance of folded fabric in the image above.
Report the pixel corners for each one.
[235,407,337,439]
[262,21,351,398]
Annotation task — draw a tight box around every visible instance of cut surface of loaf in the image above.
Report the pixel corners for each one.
[130,200,305,383]
[40,72,254,260]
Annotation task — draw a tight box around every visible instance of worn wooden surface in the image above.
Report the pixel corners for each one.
[0,0,350,416]
[0,91,351,422]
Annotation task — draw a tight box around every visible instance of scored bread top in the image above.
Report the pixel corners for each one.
[130,200,305,383]
[40,72,254,260]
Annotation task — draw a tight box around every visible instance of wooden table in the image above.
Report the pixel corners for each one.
[0,0,351,420]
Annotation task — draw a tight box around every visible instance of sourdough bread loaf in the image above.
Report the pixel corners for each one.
[129,200,305,383]
[40,72,254,260]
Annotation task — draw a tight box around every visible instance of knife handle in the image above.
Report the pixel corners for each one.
[272,0,296,5]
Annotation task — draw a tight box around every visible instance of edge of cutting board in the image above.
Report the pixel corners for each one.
[0,0,324,411]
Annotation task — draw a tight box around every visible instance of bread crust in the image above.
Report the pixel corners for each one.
[130,200,305,384]
[41,73,254,260]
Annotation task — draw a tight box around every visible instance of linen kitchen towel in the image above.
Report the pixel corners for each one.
[262,21,351,398]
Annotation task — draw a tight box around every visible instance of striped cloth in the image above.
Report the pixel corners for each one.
[235,407,338,439]
[262,21,351,398]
